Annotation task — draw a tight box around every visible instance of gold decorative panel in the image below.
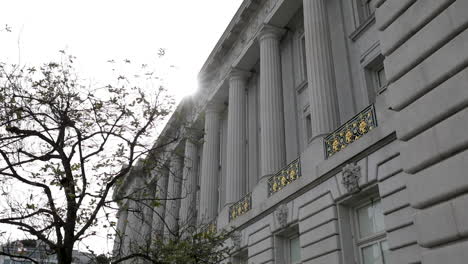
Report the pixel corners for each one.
[229,192,252,221]
[324,105,377,158]
[268,158,301,196]
[200,220,217,236]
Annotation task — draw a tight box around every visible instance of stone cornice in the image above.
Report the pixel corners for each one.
[198,0,280,93]
[199,0,263,76]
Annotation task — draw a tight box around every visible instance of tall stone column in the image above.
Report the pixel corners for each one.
[303,0,339,137]
[198,102,222,224]
[179,138,199,229]
[138,181,154,247]
[113,208,128,257]
[164,155,183,238]
[258,25,286,177]
[123,199,139,253]
[152,167,169,240]
[226,69,250,204]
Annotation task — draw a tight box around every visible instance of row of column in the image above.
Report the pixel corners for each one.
[114,139,200,256]
[155,140,199,238]
[197,0,340,222]
[114,0,341,243]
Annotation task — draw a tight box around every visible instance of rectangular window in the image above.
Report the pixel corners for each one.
[376,66,387,93]
[354,199,389,264]
[364,54,386,103]
[275,227,302,264]
[289,236,301,264]
[233,250,248,264]
[357,0,378,24]
[300,35,308,81]
[305,114,312,141]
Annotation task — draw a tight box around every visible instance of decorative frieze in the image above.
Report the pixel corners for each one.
[324,104,377,158]
[229,192,252,221]
[268,158,301,196]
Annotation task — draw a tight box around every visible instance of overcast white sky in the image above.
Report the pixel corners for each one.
[1,0,243,101]
[0,0,243,254]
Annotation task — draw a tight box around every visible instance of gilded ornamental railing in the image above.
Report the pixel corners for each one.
[268,158,301,196]
[324,104,377,158]
[229,192,252,221]
[199,219,217,236]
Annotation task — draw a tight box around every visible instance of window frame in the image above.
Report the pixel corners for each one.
[374,65,387,94]
[350,196,388,264]
[299,33,308,83]
[288,234,302,264]
[362,52,386,104]
[232,249,248,264]
[274,225,302,264]
[349,0,377,41]
[301,105,312,144]
[294,29,308,89]
[353,0,377,26]
[337,185,388,264]
[358,239,389,264]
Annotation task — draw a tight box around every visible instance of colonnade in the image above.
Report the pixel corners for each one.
[114,0,340,251]
[198,0,339,219]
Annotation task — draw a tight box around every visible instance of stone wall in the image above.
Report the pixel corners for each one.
[377,0,468,263]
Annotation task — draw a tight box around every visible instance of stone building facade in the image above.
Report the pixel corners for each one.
[113,0,468,263]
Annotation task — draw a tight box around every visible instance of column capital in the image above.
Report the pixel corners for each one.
[184,127,203,144]
[205,100,225,113]
[257,24,286,42]
[229,68,251,82]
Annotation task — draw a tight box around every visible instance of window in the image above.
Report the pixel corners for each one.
[289,236,301,264]
[353,199,389,264]
[375,66,387,92]
[232,250,248,264]
[300,35,308,81]
[356,0,378,24]
[364,54,387,103]
[305,114,312,141]
[275,228,302,264]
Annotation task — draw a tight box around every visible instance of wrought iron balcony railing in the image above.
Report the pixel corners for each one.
[229,192,252,222]
[268,158,301,196]
[199,219,217,235]
[324,104,377,158]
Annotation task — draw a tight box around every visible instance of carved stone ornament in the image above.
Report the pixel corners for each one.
[231,231,242,249]
[342,163,361,193]
[274,204,288,228]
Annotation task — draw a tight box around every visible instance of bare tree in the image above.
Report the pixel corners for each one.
[0,52,179,263]
[0,52,233,264]
[110,158,233,264]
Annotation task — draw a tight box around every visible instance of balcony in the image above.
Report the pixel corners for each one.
[324,104,377,159]
[200,219,217,235]
[268,158,301,196]
[229,192,252,222]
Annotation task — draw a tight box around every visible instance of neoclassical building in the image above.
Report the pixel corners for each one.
[113,0,468,263]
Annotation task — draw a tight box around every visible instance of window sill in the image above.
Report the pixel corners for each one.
[349,14,376,42]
